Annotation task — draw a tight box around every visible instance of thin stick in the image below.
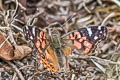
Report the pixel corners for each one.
[11,0,19,20]
[111,0,120,7]
[90,56,120,65]
[101,12,115,26]
[0,36,9,48]
[60,13,76,28]
[4,60,25,80]
[11,24,23,32]
[61,30,77,38]
[0,27,10,30]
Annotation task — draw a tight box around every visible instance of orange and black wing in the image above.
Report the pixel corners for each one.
[63,26,107,54]
[23,26,47,53]
[23,26,58,73]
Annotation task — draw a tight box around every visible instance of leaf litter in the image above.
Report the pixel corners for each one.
[0,0,120,80]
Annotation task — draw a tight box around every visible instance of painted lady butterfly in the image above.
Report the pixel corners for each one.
[23,25,107,73]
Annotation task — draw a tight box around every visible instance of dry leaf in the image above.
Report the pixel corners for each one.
[13,45,32,60]
[0,31,14,60]
[0,31,32,60]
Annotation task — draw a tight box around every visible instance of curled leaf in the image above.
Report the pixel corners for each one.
[0,32,14,60]
[13,45,32,60]
[0,31,32,60]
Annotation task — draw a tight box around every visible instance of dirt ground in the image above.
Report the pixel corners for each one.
[0,0,120,80]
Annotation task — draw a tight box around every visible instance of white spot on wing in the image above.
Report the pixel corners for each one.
[30,36,33,40]
[26,31,28,33]
[86,43,90,46]
[87,27,92,36]
[100,31,102,33]
[32,27,35,36]
[39,33,42,38]
[94,36,98,40]
[98,26,101,30]
[25,26,29,30]
[77,33,81,38]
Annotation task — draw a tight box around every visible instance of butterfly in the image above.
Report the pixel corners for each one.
[23,25,107,73]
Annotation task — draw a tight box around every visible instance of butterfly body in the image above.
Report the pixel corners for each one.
[48,30,71,72]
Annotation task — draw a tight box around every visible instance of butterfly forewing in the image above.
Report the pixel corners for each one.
[23,26,48,53]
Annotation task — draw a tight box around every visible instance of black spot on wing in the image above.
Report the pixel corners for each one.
[77,26,107,44]
[23,26,41,42]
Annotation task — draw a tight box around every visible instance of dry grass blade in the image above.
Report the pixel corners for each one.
[91,58,106,73]
[4,60,25,80]
[101,12,115,26]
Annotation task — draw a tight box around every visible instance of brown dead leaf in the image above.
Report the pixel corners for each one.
[0,31,32,60]
[13,45,32,60]
[0,31,14,60]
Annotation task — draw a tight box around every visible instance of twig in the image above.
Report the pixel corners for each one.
[111,0,120,7]
[83,0,91,13]
[19,65,34,70]
[8,30,16,45]
[11,0,19,20]
[11,24,23,32]
[0,0,4,12]
[18,2,26,11]
[97,0,103,6]
[28,70,48,80]
[26,9,44,26]
[101,12,115,26]
[5,10,10,25]
[101,41,115,53]
[4,60,25,80]
[0,36,9,48]
[77,15,92,23]
[60,30,77,38]
[12,72,17,80]
[71,74,75,80]
[91,58,106,73]
[90,56,120,65]
[0,27,10,30]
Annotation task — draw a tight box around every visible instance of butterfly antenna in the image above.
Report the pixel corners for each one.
[60,13,77,28]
